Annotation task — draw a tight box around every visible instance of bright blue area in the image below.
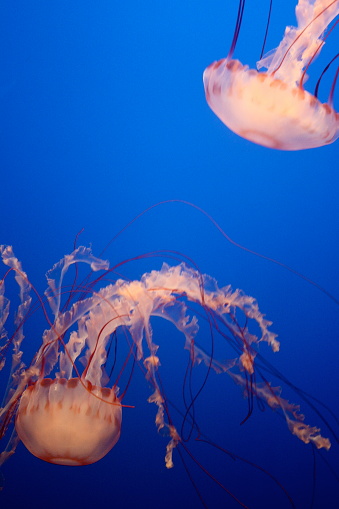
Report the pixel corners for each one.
[1,1,338,508]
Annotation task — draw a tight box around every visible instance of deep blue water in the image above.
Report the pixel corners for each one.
[1,1,338,508]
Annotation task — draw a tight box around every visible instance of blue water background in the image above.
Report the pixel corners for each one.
[1,1,338,508]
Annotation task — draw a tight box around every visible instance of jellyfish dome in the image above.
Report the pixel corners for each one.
[15,378,122,466]
[203,0,339,150]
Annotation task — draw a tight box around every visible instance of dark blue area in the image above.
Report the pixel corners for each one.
[1,1,338,508]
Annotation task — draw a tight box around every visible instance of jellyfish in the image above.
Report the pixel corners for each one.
[0,241,333,502]
[203,0,339,150]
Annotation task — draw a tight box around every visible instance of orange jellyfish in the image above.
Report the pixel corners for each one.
[0,241,332,497]
[203,0,339,150]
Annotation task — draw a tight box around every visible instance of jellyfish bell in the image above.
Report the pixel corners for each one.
[203,0,339,150]
[15,378,122,466]
[204,59,339,150]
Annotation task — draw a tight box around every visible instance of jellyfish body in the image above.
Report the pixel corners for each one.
[0,245,331,473]
[15,378,122,466]
[203,0,339,150]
